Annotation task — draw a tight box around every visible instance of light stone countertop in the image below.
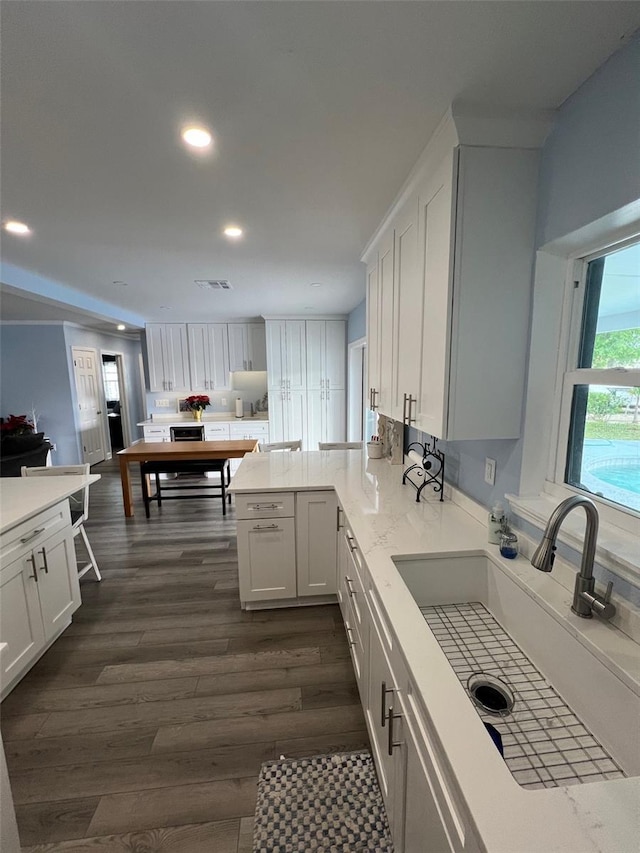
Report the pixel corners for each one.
[0,475,101,534]
[138,414,269,426]
[230,450,640,853]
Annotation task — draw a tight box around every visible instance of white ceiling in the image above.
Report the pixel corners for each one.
[2,1,639,327]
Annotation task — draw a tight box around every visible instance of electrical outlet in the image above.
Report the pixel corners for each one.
[221,398,227,406]
[155,399,171,408]
[484,458,496,485]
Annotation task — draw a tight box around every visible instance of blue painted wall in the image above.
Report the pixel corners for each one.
[0,323,144,465]
[536,33,640,248]
[347,299,366,343]
[0,324,78,464]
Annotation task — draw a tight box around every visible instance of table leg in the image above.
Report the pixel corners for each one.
[119,456,134,517]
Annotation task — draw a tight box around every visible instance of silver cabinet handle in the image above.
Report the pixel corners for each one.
[345,577,356,597]
[38,547,49,574]
[346,626,356,648]
[253,524,279,530]
[381,680,396,727]
[27,554,38,583]
[407,394,416,425]
[346,535,357,553]
[250,503,280,510]
[387,706,402,755]
[403,393,409,424]
[336,506,343,531]
[21,528,45,544]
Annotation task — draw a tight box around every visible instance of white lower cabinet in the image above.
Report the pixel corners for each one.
[0,503,80,698]
[236,490,337,607]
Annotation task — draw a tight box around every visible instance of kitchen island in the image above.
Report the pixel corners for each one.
[0,474,100,699]
[230,450,639,853]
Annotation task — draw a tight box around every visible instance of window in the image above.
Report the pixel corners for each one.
[559,241,640,515]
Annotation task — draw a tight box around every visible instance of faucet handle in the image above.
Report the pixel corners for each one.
[603,581,613,603]
[582,581,616,620]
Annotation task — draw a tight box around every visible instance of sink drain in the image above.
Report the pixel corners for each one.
[467,673,515,716]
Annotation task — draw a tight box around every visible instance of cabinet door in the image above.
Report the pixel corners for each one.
[306,388,324,450]
[266,321,285,390]
[237,518,296,602]
[248,324,267,371]
[0,552,45,692]
[296,491,337,596]
[366,258,381,404]
[187,324,210,391]
[393,194,421,423]
[305,321,324,390]
[325,388,346,443]
[209,324,231,390]
[228,324,248,372]
[286,389,307,447]
[285,321,307,391]
[268,391,286,443]
[164,324,190,392]
[35,526,80,642]
[417,152,456,439]
[324,321,346,391]
[377,230,395,417]
[366,613,399,822]
[145,324,167,391]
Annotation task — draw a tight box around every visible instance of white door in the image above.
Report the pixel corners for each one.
[287,389,307,447]
[285,321,307,392]
[0,551,45,689]
[248,324,267,371]
[228,324,248,372]
[378,230,395,418]
[209,324,231,390]
[305,321,324,390]
[306,388,324,449]
[268,391,286,443]
[73,347,105,465]
[325,320,346,390]
[35,527,80,642]
[187,324,209,391]
[266,321,286,389]
[296,491,337,596]
[326,388,346,443]
[237,518,297,602]
[163,325,190,392]
[366,258,381,405]
[393,193,421,423]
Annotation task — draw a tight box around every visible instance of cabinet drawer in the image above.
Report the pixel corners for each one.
[0,501,70,566]
[204,424,231,440]
[235,492,295,520]
[229,423,269,439]
[143,426,170,439]
[343,542,366,636]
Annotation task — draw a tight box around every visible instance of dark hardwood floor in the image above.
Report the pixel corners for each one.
[1,459,368,851]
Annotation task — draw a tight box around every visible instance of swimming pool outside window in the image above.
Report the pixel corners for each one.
[563,242,640,514]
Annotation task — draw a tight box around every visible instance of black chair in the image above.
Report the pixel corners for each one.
[140,459,232,518]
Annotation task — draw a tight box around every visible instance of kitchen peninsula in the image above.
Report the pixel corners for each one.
[230,450,639,853]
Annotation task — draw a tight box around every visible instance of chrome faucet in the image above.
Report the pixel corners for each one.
[531,495,615,620]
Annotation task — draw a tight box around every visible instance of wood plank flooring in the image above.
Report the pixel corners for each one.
[1,459,368,851]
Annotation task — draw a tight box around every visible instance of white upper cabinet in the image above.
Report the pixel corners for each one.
[364,125,539,441]
[266,320,306,391]
[146,324,190,393]
[187,324,231,391]
[305,320,346,391]
[228,323,267,372]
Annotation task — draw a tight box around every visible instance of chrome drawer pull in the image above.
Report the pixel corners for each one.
[346,626,356,648]
[381,681,395,727]
[345,577,356,597]
[250,503,280,510]
[253,524,279,530]
[27,555,38,583]
[387,706,402,755]
[346,535,357,553]
[21,528,45,544]
[38,547,49,574]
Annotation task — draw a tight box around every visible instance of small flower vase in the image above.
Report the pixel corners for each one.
[193,409,202,422]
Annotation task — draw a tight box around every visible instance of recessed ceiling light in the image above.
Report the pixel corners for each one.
[223,226,243,239]
[4,220,31,236]
[181,126,212,149]
[117,324,126,331]
[112,280,128,287]
[310,282,322,288]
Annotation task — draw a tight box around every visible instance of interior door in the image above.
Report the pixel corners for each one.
[72,347,105,465]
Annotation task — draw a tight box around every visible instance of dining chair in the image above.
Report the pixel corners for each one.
[318,442,363,450]
[21,464,102,581]
[259,440,302,452]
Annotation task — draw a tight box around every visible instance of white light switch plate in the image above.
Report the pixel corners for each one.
[484,457,496,485]
[155,399,171,408]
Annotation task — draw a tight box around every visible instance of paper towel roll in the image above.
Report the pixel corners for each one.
[407,450,425,469]
[235,398,243,418]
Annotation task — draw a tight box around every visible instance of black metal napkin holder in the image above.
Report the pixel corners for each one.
[402,439,445,502]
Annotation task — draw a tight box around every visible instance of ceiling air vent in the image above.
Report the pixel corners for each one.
[195,280,233,291]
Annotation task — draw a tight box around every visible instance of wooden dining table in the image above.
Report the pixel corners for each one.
[117,439,259,517]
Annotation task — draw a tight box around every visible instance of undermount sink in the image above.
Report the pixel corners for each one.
[391,552,639,787]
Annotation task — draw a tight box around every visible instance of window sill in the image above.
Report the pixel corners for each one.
[506,492,640,590]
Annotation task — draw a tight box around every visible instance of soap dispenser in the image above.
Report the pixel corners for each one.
[488,502,505,544]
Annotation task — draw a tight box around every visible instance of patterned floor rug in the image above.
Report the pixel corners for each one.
[253,751,394,852]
